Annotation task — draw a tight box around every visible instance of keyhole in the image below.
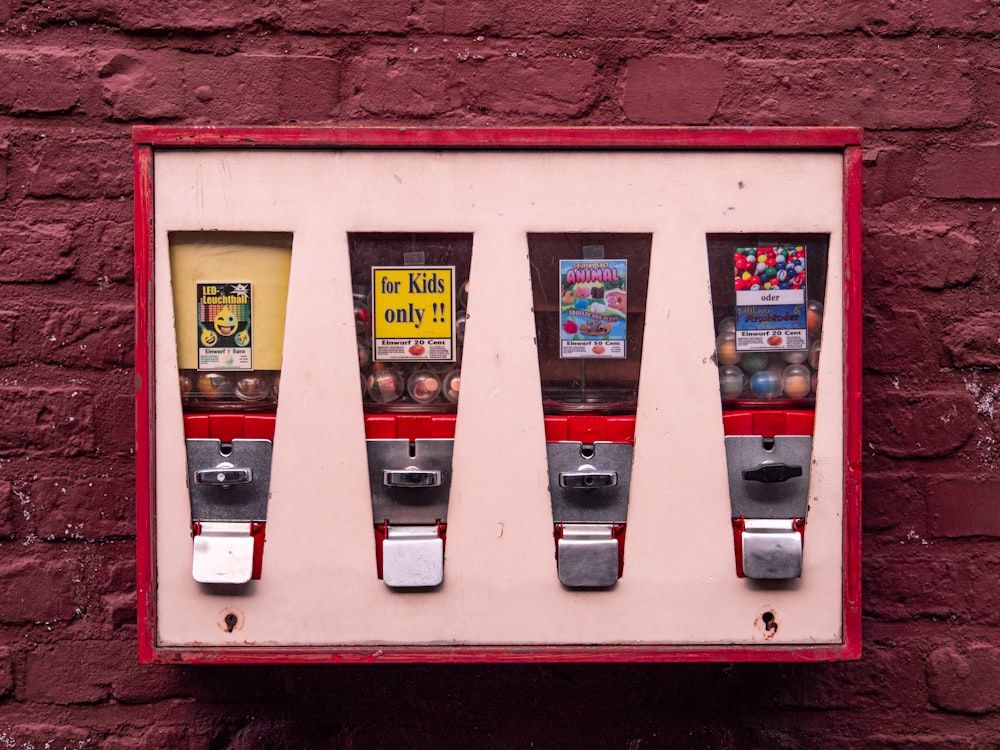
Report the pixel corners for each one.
[761,611,778,634]
[224,613,238,633]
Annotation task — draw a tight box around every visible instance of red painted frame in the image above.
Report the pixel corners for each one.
[134,127,862,664]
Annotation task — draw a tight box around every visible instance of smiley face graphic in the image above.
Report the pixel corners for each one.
[214,307,238,336]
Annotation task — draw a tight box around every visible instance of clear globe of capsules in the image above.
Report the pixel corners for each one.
[782,364,812,399]
[407,369,442,404]
[718,365,745,399]
[715,330,741,365]
[749,369,783,398]
[366,364,404,403]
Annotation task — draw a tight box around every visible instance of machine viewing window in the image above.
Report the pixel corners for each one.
[348,233,473,414]
[528,233,651,415]
[707,234,829,408]
[169,231,293,414]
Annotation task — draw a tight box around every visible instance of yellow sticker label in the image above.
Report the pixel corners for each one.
[372,266,455,361]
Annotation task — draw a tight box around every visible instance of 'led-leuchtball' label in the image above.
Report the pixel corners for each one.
[197,282,252,370]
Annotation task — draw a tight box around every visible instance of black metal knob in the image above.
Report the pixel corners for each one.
[742,463,803,483]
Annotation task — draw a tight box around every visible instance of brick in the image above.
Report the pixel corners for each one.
[0,49,82,114]
[6,724,94,750]
[863,472,921,532]
[116,0,279,31]
[27,134,132,199]
[107,726,206,750]
[347,54,462,117]
[943,312,1000,367]
[0,647,11,697]
[104,590,136,630]
[0,222,75,282]
[98,52,184,120]
[25,640,119,704]
[864,231,978,292]
[107,558,136,593]
[0,480,15,537]
[0,387,96,457]
[928,643,1000,714]
[623,56,726,124]
[283,0,413,33]
[39,301,132,368]
[347,49,597,118]
[867,389,976,458]
[99,50,342,123]
[92,391,133,456]
[863,147,921,206]
[925,0,1000,32]
[31,476,133,541]
[0,554,82,624]
[863,307,932,374]
[769,641,926,710]
[0,310,17,366]
[433,0,654,35]
[728,58,973,129]
[863,544,997,621]
[924,146,1000,199]
[466,56,598,117]
[71,200,134,283]
[928,478,1000,537]
[0,138,8,199]
[650,0,919,37]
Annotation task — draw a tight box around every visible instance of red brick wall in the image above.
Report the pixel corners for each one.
[1,0,999,746]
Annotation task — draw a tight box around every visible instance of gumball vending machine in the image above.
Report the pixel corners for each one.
[350,234,471,588]
[528,236,650,587]
[137,127,861,663]
[169,233,291,584]
[710,236,828,579]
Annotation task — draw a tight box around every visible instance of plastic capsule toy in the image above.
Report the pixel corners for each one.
[807,300,823,335]
[715,330,741,366]
[741,352,770,374]
[196,372,235,400]
[366,364,404,404]
[782,364,812,399]
[443,369,461,402]
[235,373,272,402]
[407,369,442,405]
[749,369,783,399]
[718,365,745,399]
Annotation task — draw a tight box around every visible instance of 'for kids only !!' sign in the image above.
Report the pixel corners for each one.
[371,266,456,361]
